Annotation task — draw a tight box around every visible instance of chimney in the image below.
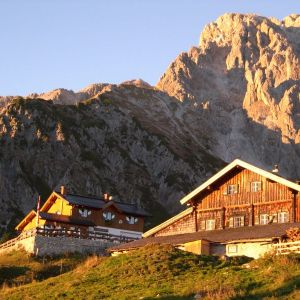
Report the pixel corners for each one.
[103,193,109,201]
[60,185,66,195]
[272,164,279,174]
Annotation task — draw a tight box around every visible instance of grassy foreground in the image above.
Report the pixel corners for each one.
[1,244,300,299]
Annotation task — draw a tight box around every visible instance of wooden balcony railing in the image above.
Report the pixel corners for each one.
[0,227,139,251]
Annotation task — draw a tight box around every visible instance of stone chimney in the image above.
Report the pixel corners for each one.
[60,185,66,195]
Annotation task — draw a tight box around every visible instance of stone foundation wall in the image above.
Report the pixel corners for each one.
[0,235,119,256]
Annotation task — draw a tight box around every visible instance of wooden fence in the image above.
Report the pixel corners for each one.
[0,227,138,251]
[273,241,300,255]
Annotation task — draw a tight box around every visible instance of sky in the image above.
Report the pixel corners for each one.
[1,0,300,96]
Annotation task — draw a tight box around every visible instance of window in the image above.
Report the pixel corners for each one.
[226,184,239,195]
[251,181,262,192]
[228,244,238,254]
[79,209,91,218]
[126,216,138,224]
[229,216,245,228]
[206,219,216,231]
[260,214,269,225]
[278,211,289,223]
[234,216,245,227]
[103,211,115,221]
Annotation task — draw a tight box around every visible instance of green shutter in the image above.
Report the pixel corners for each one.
[254,215,259,225]
[229,217,234,228]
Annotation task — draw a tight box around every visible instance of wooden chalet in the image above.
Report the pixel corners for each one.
[109,159,300,258]
[16,187,151,240]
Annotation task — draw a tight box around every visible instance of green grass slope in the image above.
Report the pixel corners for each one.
[0,250,85,288]
[2,245,300,299]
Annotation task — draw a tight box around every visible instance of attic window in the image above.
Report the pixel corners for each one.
[103,211,115,221]
[126,216,138,224]
[226,184,239,195]
[79,209,91,218]
[251,181,262,192]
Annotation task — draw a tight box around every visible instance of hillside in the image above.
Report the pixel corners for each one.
[0,87,222,237]
[2,13,300,237]
[2,244,300,299]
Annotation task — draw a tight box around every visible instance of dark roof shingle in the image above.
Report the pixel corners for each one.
[108,222,300,252]
[57,193,151,217]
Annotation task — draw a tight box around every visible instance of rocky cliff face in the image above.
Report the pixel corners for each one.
[158,13,300,177]
[2,13,300,236]
[0,83,222,235]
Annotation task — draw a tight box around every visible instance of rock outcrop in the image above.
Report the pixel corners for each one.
[158,13,300,176]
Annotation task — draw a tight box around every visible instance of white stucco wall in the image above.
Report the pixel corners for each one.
[225,241,274,259]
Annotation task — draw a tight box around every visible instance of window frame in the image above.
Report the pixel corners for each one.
[260,214,269,225]
[103,211,116,221]
[233,215,245,228]
[79,208,91,218]
[205,219,216,231]
[278,211,289,224]
[126,216,138,225]
[251,181,262,192]
[227,184,239,195]
[227,244,238,254]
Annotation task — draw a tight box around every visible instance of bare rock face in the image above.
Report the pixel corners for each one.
[157,13,300,177]
[0,87,223,235]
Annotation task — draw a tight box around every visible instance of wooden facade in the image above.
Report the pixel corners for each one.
[145,160,300,238]
[16,189,149,239]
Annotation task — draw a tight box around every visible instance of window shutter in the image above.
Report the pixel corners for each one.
[235,184,239,194]
[272,213,278,223]
[286,212,289,222]
[229,217,234,228]
[200,220,206,230]
[259,181,262,191]
[254,215,259,225]
[241,216,245,227]
[223,187,228,195]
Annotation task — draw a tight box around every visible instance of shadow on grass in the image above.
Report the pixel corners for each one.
[0,266,29,283]
[145,295,194,300]
[233,275,300,299]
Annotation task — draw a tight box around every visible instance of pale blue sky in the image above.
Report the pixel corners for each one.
[1,0,300,96]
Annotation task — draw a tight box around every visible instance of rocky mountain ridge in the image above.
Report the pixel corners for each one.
[158,13,300,176]
[2,13,300,236]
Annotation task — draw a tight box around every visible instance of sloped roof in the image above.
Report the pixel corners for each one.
[39,212,95,226]
[180,159,300,205]
[15,210,37,231]
[143,207,193,238]
[60,193,151,217]
[109,222,300,252]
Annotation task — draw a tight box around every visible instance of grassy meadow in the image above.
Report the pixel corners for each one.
[1,245,300,299]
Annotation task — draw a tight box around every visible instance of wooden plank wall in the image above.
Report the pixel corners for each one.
[152,167,299,236]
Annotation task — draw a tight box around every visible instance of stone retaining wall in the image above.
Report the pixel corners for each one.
[0,235,118,256]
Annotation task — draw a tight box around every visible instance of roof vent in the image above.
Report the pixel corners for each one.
[272,164,279,174]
